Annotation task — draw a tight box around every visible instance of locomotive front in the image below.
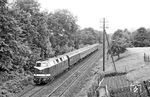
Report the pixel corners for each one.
[33,61,51,84]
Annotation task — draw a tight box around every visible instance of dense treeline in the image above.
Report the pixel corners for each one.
[0,0,100,73]
[75,28,102,48]
[109,27,150,59]
[132,27,150,47]
[0,0,100,95]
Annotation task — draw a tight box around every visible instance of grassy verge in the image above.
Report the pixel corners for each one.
[78,47,150,97]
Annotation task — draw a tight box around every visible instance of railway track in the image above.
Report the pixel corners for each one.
[18,47,102,97]
[46,50,102,97]
[59,52,103,97]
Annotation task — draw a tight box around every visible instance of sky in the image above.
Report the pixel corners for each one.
[38,0,150,33]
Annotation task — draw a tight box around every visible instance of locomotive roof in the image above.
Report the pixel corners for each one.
[35,55,68,69]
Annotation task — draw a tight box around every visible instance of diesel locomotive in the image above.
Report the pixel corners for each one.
[33,43,99,84]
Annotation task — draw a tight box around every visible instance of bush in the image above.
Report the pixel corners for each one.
[87,73,104,97]
[3,80,23,93]
[0,70,33,96]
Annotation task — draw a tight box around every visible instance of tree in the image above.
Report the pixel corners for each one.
[76,27,100,46]
[123,29,133,47]
[133,27,147,47]
[47,9,78,55]
[13,0,40,15]
[108,29,127,59]
[0,0,31,71]
[31,12,54,59]
[146,28,150,46]
[11,0,54,70]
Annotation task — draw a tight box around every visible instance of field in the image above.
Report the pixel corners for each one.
[76,47,150,97]
[125,47,150,83]
[103,47,150,83]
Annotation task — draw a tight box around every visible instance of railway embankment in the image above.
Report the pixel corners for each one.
[77,47,150,97]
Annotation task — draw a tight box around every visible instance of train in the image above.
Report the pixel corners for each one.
[33,43,99,84]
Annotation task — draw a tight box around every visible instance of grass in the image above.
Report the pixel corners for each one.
[74,47,150,97]
[106,47,150,83]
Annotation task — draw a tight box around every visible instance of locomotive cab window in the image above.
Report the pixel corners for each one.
[36,63,41,67]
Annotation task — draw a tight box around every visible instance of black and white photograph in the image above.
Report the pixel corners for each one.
[1,0,150,97]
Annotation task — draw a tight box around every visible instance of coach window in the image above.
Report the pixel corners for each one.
[53,60,56,65]
[60,58,63,61]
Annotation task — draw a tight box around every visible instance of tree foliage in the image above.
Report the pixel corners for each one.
[0,0,81,72]
[0,0,31,71]
[0,0,101,76]
[109,27,150,59]
[47,9,78,55]
[109,29,127,59]
[0,0,102,96]
[133,27,149,47]
[75,27,100,46]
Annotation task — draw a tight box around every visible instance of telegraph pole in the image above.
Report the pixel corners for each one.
[101,18,116,72]
[103,18,106,71]
[104,29,117,72]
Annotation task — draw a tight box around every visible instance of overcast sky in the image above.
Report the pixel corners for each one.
[38,0,150,33]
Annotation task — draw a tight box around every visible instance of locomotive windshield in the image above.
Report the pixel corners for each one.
[36,63,41,67]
